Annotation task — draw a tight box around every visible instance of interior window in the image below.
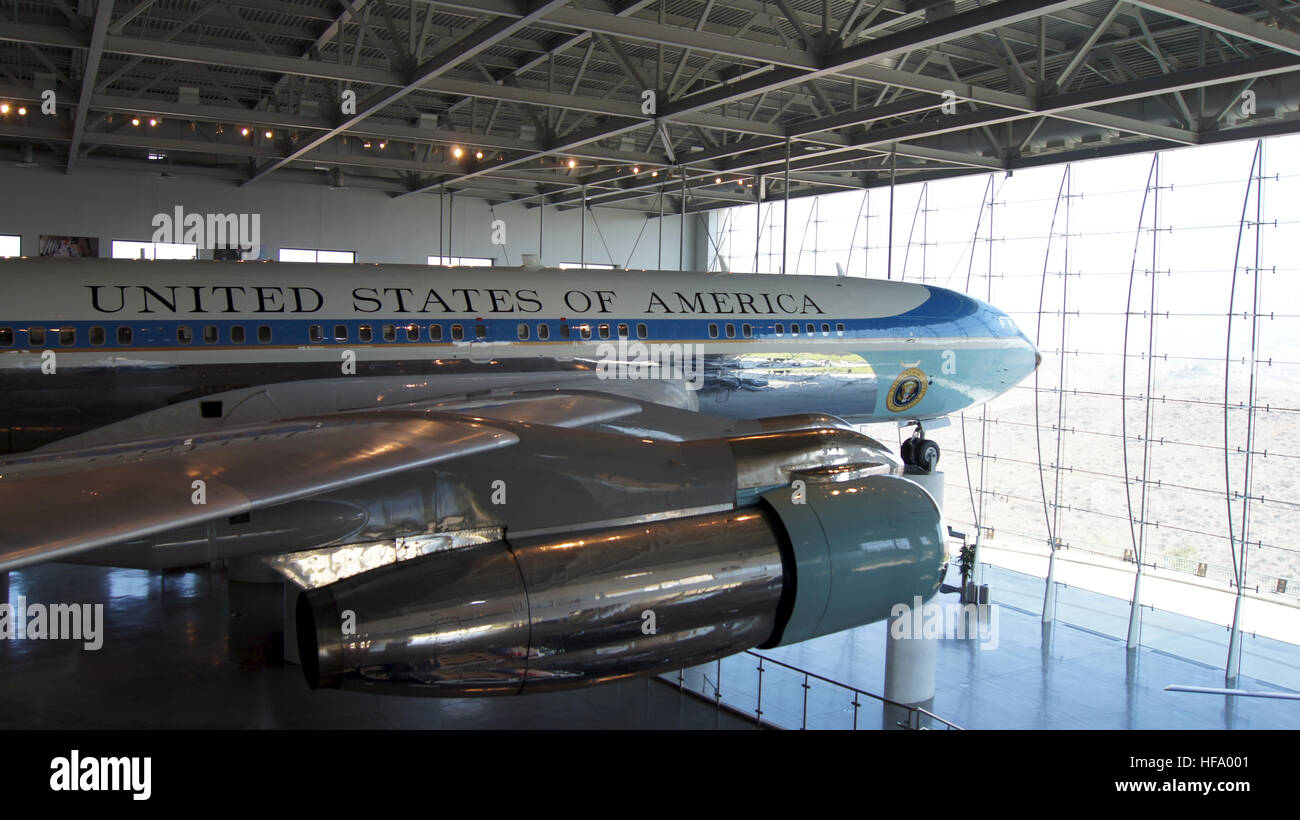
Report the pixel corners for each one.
[725,323,735,339]
[598,323,610,340]
[708,323,719,339]
[429,324,442,342]
[579,325,591,340]
[117,326,132,345]
[59,328,75,345]
[517,324,530,341]
[451,324,464,341]
[475,324,487,340]
[382,324,396,342]
[836,323,845,335]
[230,325,246,344]
[309,325,324,343]
[406,325,419,342]
[537,324,550,341]
[90,326,105,345]
[28,327,45,346]
[636,323,647,339]
[617,323,629,339]
[775,323,784,336]
[742,323,752,338]
[359,325,373,343]
[204,325,219,344]
[333,324,348,342]
[560,324,571,340]
[257,325,271,343]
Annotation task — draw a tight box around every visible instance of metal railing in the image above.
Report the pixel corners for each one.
[664,650,962,731]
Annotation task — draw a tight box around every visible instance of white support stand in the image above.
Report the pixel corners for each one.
[883,469,945,706]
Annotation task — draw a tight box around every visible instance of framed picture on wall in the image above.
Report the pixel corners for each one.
[39,235,99,258]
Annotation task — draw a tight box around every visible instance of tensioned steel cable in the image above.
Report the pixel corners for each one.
[1032,165,1071,558]
[1223,140,1262,590]
[959,174,996,531]
[1120,156,1158,572]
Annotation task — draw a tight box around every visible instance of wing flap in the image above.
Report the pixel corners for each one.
[0,415,517,571]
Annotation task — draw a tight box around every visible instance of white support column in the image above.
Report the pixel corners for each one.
[885,469,945,705]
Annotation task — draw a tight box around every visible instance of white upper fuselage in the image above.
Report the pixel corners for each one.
[0,258,1038,425]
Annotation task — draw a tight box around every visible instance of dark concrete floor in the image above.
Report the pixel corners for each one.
[0,563,755,729]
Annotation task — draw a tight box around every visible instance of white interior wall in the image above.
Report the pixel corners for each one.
[0,163,707,270]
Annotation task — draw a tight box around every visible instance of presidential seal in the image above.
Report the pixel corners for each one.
[886,367,928,412]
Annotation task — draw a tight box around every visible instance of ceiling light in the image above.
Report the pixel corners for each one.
[475,150,484,159]
[651,170,658,177]
[715,177,722,184]
[0,103,9,114]
[452,145,464,159]
[264,130,273,139]
[240,127,250,137]
[363,140,371,149]
[16,106,26,116]
[567,158,576,168]
[378,141,386,150]
[131,117,141,127]
[148,118,158,127]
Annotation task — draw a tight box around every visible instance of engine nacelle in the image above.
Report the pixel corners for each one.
[297,474,945,696]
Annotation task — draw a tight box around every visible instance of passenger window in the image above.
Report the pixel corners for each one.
[537,324,550,341]
[178,326,193,344]
[725,323,735,339]
[775,323,784,336]
[821,323,830,336]
[475,324,486,340]
[636,323,647,339]
[117,326,132,345]
[230,325,246,344]
[59,327,75,345]
[382,324,396,342]
[709,323,719,339]
[560,324,571,340]
[742,323,752,338]
[806,323,814,335]
[204,325,219,344]
[406,325,419,342]
[836,323,845,336]
[617,323,629,339]
[309,325,323,343]
[333,324,348,342]
[28,327,45,346]
[257,325,271,343]
[517,324,530,341]
[598,323,610,340]
[451,324,464,341]
[0,328,12,346]
[791,324,799,336]
[90,326,105,345]
[429,324,442,342]
[579,325,591,340]
[359,325,373,343]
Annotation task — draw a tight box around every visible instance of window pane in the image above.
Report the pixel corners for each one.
[0,235,19,257]
[28,327,45,345]
[280,248,317,263]
[112,240,153,260]
[155,242,197,260]
[230,325,245,344]
[316,250,354,264]
[178,326,193,344]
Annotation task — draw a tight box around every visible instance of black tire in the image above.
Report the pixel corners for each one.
[900,436,917,465]
[916,439,941,472]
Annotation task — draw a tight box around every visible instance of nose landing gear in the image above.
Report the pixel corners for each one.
[901,425,940,474]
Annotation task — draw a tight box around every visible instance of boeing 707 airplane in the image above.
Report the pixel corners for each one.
[0,258,1038,696]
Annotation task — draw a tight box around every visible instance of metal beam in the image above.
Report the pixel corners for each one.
[244,0,575,184]
[67,0,115,174]
[1130,0,1300,57]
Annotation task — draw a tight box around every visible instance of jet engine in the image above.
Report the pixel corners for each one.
[297,473,945,696]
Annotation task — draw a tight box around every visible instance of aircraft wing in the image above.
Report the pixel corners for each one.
[0,415,518,572]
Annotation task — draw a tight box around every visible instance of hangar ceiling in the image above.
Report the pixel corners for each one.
[1,0,1299,213]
